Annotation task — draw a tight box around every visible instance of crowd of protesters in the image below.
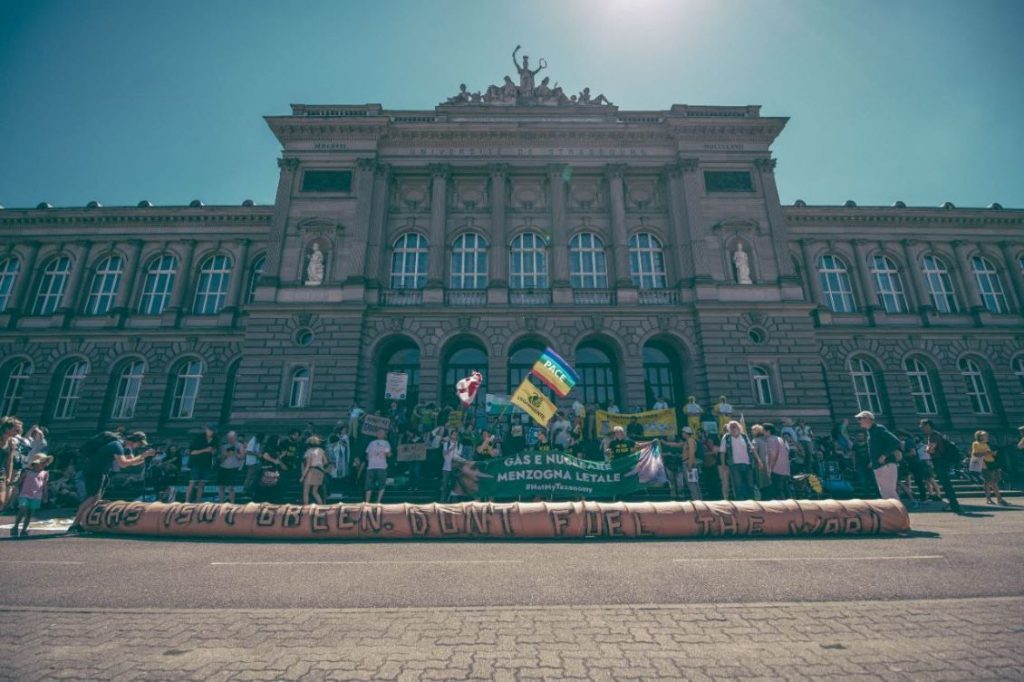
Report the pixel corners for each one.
[2,396,1023,529]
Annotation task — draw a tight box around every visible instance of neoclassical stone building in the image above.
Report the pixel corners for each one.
[1,70,1022,443]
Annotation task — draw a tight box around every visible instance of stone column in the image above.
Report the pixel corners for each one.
[166,239,197,318]
[799,239,825,308]
[851,239,877,317]
[114,239,145,321]
[951,240,983,312]
[548,164,571,303]
[226,238,250,309]
[488,164,509,285]
[60,240,93,313]
[900,239,929,312]
[10,241,41,315]
[998,241,1024,314]
[605,164,631,288]
[754,158,795,283]
[363,163,391,291]
[662,161,696,287]
[426,164,449,291]
[341,158,377,285]
[263,157,300,284]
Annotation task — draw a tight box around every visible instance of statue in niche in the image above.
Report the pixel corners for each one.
[306,243,325,286]
[733,242,752,284]
[513,45,546,94]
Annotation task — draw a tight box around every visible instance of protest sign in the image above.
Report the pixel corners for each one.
[485,393,513,416]
[384,372,408,401]
[447,410,464,429]
[360,414,391,437]
[457,441,665,499]
[397,443,428,462]
[595,408,678,438]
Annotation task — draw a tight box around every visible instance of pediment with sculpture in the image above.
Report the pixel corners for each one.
[442,46,614,108]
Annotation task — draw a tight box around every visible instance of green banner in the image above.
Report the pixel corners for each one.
[457,442,666,498]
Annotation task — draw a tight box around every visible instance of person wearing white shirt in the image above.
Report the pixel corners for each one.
[364,430,391,503]
[720,421,761,500]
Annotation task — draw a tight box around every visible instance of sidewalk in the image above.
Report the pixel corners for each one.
[3,596,1021,680]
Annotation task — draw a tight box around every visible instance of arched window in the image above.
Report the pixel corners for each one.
[288,367,311,408]
[110,360,145,419]
[390,234,429,289]
[53,360,89,420]
[138,254,178,315]
[192,254,232,315]
[817,254,856,313]
[903,357,938,415]
[570,233,608,289]
[848,356,882,414]
[509,232,548,289]
[751,366,773,405]
[507,342,553,399]
[643,342,682,408]
[629,233,667,289]
[921,255,959,314]
[450,233,488,289]
[869,255,909,313]
[0,359,32,416]
[379,342,421,408]
[84,255,124,315]
[32,256,72,316]
[958,357,993,414]
[169,359,204,419]
[245,254,266,305]
[0,257,20,312]
[1013,355,1024,393]
[576,342,619,407]
[443,343,488,407]
[970,256,1009,314]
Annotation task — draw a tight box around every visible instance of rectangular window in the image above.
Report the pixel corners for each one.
[301,170,353,193]
[704,171,754,193]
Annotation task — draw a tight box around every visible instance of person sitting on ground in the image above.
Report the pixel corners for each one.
[11,453,52,537]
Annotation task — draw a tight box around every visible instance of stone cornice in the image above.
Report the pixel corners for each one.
[784,207,1024,227]
[0,206,274,229]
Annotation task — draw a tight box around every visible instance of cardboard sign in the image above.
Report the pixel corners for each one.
[397,443,428,462]
[384,372,408,401]
[360,414,391,437]
[447,411,464,429]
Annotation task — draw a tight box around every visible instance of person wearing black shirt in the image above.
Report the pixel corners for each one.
[185,425,218,503]
[856,411,902,500]
[605,426,635,462]
[920,419,963,514]
[626,417,645,441]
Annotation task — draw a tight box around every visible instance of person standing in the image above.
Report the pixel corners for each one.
[11,453,52,537]
[971,430,1006,506]
[680,427,702,501]
[762,423,791,500]
[720,421,760,500]
[216,431,244,504]
[301,436,328,505]
[626,417,645,442]
[185,425,218,503]
[242,433,264,501]
[604,426,634,462]
[855,411,902,500]
[364,429,391,504]
[0,417,25,511]
[919,419,962,514]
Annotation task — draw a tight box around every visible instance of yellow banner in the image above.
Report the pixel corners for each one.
[511,377,558,427]
[595,408,678,438]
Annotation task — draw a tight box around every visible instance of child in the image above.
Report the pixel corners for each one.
[13,453,51,537]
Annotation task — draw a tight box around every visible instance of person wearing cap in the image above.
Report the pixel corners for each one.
[855,411,902,500]
[919,419,962,514]
[11,452,52,537]
[604,425,634,463]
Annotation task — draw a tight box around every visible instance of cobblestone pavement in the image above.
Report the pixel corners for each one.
[3,596,1021,681]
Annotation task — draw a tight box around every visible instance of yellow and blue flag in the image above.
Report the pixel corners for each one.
[529,347,579,398]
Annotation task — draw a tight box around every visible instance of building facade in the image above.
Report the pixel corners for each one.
[2,71,1022,443]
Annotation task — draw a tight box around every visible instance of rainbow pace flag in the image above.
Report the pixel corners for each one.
[530,347,579,398]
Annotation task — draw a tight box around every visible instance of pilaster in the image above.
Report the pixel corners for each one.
[426,164,449,289]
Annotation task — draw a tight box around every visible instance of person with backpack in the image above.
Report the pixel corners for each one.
[920,419,963,514]
[720,420,762,500]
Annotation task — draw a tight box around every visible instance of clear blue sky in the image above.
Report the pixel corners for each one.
[2,0,1022,209]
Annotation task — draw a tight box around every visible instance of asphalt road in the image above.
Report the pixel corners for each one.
[2,500,1021,610]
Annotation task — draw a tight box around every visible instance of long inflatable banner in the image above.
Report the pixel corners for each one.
[76,498,910,540]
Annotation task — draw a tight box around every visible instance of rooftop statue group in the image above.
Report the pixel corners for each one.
[444,46,612,107]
